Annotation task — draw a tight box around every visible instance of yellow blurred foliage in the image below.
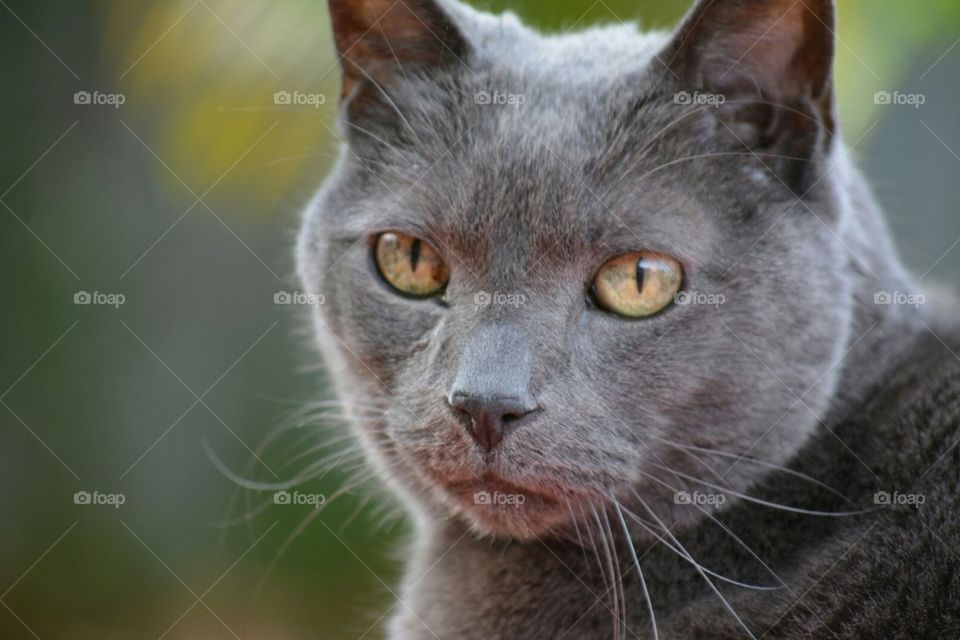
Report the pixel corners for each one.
[100,0,340,210]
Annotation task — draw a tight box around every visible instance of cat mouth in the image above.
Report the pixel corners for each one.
[441,473,563,511]
[433,471,585,538]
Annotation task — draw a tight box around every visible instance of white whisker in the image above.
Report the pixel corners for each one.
[590,505,622,640]
[631,489,757,639]
[645,462,875,517]
[613,502,659,640]
[617,501,781,592]
[649,434,856,506]
[636,469,788,590]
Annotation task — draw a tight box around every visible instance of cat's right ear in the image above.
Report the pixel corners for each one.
[327,0,468,116]
[657,0,837,193]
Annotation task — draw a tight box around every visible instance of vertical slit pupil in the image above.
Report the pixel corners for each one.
[410,238,422,272]
[635,257,645,293]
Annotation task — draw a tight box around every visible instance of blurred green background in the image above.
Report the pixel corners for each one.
[1,1,958,638]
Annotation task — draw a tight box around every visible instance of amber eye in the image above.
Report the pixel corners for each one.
[592,251,684,318]
[374,232,450,297]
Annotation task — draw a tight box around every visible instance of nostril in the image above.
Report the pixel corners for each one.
[448,392,538,451]
[501,410,529,426]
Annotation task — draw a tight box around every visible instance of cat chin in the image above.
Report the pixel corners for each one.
[453,498,575,541]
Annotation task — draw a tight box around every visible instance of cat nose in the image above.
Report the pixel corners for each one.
[449,323,538,451]
[449,393,538,452]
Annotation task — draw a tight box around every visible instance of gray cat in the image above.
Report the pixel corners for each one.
[296,0,960,637]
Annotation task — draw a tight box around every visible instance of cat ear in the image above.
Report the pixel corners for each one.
[328,0,468,103]
[659,0,837,184]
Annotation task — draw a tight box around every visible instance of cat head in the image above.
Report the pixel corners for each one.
[298,0,853,540]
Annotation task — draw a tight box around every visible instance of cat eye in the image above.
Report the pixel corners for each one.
[374,232,450,298]
[591,251,684,318]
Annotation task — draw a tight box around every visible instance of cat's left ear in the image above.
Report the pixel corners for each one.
[328,0,468,112]
[659,0,837,188]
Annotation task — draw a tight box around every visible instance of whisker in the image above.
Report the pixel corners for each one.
[265,151,336,167]
[251,470,378,601]
[204,439,363,491]
[283,449,366,486]
[209,455,368,530]
[297,398,386,410]
[289,398,387,427]
[636,469,789,590]
[631,489,758,639]
[617,502,781,592]
[218,105,328,114]
[591,505,622,640]
[657,438,737,490]
[361,488,407,535]
[338,489,377,534]
[645,462,875,517]
[600,508,627,640]
[278,434,359,472]
[613,502,658,640]
[649,434,856,506]
[564,497,592,569]
[580,503,616,634]
[217,418,304,546]
[211,491,277,529]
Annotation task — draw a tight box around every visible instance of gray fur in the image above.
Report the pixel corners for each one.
[296,1,960,637]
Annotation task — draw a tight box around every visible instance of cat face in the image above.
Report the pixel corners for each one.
[299,0,851,539]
